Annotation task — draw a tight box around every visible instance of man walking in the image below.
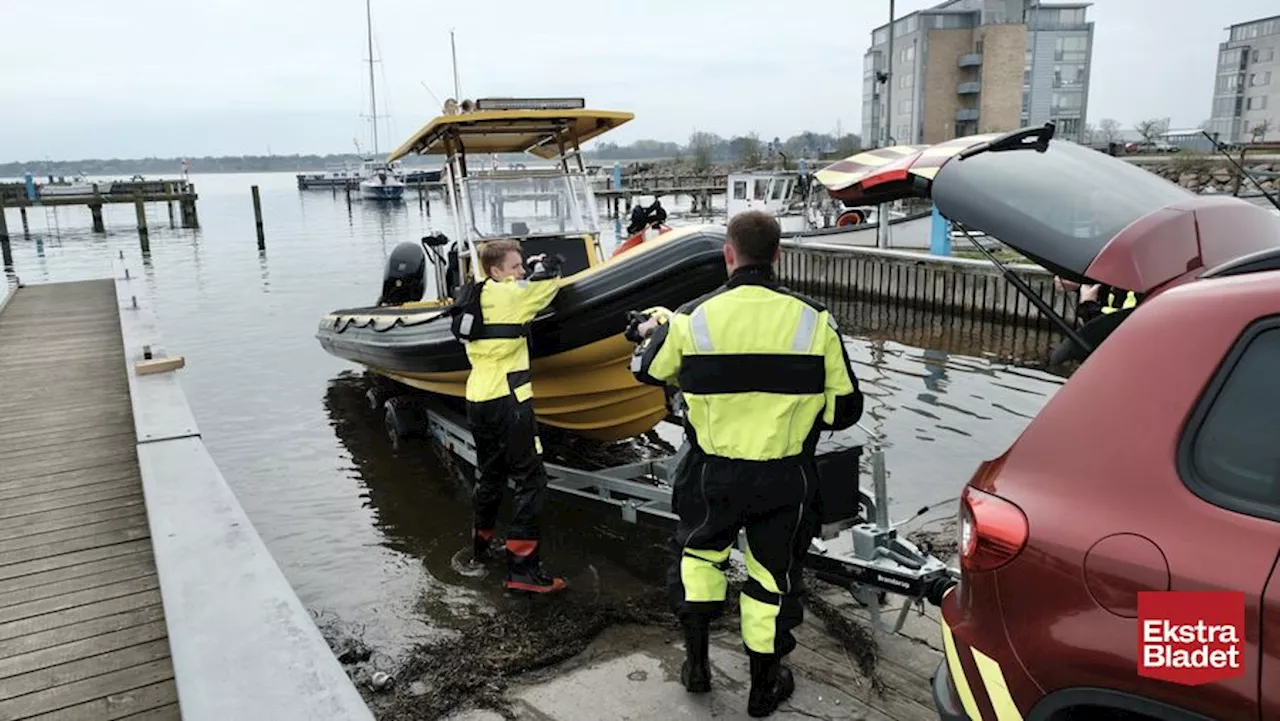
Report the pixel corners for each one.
[629,211,863,716]
[455,239,566,594]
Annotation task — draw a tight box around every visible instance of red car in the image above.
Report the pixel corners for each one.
[816,126,1280,721]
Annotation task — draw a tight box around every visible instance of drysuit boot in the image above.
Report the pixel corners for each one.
[472,530,494,565]
[747,653,795,718]
[504,543,566,594]
[680,617,712,693]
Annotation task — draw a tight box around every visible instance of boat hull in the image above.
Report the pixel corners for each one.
[360,182,405,200]
[316,225,728,441]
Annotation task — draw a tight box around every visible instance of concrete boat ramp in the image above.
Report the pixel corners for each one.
[0,267,948,720]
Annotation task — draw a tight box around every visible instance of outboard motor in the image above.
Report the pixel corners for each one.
[378,242,427,306]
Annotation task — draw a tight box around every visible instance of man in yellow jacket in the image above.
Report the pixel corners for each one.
[456,239,565,594]
[630,211,863,717]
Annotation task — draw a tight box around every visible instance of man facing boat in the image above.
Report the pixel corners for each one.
[456,239,567,594]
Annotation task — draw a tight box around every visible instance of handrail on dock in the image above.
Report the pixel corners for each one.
[111,259,373,720]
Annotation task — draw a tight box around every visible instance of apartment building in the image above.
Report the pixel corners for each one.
[861,0,1094,147]
[1206,14,1280,144]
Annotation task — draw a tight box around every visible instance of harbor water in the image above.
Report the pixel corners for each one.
[0,171,1064,663]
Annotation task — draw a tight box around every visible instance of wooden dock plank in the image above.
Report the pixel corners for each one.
[0,281,177,719]
[0,657,174,719]
[0,621,169,681]
[0,553,156,611]
[0,504,148,544]
[0,604,166,662]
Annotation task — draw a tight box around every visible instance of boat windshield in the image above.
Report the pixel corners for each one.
[930,139,1194,278]
[461,173,600,240]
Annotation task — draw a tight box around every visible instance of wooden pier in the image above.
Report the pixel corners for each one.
[0,270,373,720]
[0,180,199,243]
[0,280,180,720]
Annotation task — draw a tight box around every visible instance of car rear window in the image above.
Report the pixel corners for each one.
[1185,326,1280,516]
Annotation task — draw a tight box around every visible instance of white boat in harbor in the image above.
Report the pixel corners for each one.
[359,161,405,200]
[38,174,114,197]
[354,0,404,203]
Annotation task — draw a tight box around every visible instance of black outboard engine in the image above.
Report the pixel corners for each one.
[378,242,427,306]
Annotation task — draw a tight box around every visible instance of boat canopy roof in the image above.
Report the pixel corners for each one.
[386,99,633,162]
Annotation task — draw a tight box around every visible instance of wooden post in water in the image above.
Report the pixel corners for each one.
[0,196,9,245]
[344,183,352,208]
[90,184,105,232]
[19,207,29,236]
[251,185,265,249]
[134,193,150,253]
[186,186,200,228]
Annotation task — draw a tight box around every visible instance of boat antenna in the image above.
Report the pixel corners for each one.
[952,221,1095,356]
[1200,130,1280,214]
[419,81,442,108]
[450,29,461,101]
[366,0,379,156]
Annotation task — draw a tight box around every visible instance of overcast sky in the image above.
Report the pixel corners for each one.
[1,0,1275,161]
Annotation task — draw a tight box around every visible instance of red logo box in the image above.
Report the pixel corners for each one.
[1137,591,1246,686]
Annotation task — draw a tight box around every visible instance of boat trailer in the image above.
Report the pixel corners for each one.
[380,391,959,635]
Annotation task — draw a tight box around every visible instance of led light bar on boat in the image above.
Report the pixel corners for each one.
[474,97,586,111]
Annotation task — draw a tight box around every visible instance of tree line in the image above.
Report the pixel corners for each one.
[1,129,864,179]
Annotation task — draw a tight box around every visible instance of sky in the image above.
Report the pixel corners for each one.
[0,0,1276,162]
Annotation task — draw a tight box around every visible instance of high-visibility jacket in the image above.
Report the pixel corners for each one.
[464,276,560,403]
[632,265,862,461]
[1099,288,1138,315]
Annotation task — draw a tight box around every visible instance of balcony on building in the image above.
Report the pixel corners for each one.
[957,81,981,95]
[956,108,980,122]
[958,52,983,67]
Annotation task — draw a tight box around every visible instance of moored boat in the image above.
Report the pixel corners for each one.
[315,98,730,441]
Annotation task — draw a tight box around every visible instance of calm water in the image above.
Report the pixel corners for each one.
[0,171,1063,661]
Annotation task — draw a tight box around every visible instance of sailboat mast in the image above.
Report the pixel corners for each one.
[366,0,378,155]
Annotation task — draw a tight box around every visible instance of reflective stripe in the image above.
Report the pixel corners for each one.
[517,279,529,289]
[680,547,730,603]
[1100,290,1138,315]
[690,307,713,352]
[827,314,839,331]
[940,622,984,720]
[741,590,781,655]
[514,382,533,403]
[534,436,542,455]
[743,540,781,594]
[971,647,1024,721]
[792,306,819,352]
[679,355,825,395]
[630,351,642,372]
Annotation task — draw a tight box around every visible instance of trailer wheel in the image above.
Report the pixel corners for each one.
[384,397,423,452]
[366,387,386,412]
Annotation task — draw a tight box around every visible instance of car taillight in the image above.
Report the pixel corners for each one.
[959,485,1028,572]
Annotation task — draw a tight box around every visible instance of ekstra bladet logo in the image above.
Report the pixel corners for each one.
[1137,590,1245,686]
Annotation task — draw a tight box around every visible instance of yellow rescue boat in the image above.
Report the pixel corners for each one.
[315,98,728,441]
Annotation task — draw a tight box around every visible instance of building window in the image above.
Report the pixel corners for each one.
[1051,92,1083,113]
[1054,35,1087,62]
[1055,117,1081,138]
[898,74,913,89]
[1214,96,1245,117]
[873,28,888,45]
[1252,48,1276,63]
[1250,71,1272,87]
[1247,95,1269,110]
[901,45,915,63]
[732,181,747,200]
[1221,49,1243,69]
[1217,73,1243,93]
[975,39,984,55]
[898,124,911,141]
[1024,65,1032,87]
[898,99,913,114]
[1022,91,1030,114]
[1054,64,1086,88]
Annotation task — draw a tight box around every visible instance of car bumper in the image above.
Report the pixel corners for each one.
[932,658,971,721]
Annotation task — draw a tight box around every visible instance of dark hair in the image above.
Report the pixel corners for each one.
[478,239,521,275]
[726,210,781,265]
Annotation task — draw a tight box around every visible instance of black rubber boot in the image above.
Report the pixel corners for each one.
[505,549,567,594]
[680,617,712,693]
[472,533,493,565]
[747,653,795,718]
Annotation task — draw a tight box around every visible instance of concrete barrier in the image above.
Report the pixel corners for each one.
[112,259,375,721]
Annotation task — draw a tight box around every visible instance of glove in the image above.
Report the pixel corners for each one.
[624,307,672,343]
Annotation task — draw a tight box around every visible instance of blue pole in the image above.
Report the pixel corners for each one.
[24,172,36,201]
[930,205,951,256]
[612,161,622,190]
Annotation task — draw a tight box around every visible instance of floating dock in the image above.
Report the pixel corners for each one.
[0,180,199,242]
[0,269,372,721]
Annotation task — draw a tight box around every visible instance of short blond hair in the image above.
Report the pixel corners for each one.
[478,239,521,276]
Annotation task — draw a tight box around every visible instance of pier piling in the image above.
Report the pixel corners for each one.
[134,193,150,253]
[251,185,266,249]
[0,197,10,244]
[18,206,28,235]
